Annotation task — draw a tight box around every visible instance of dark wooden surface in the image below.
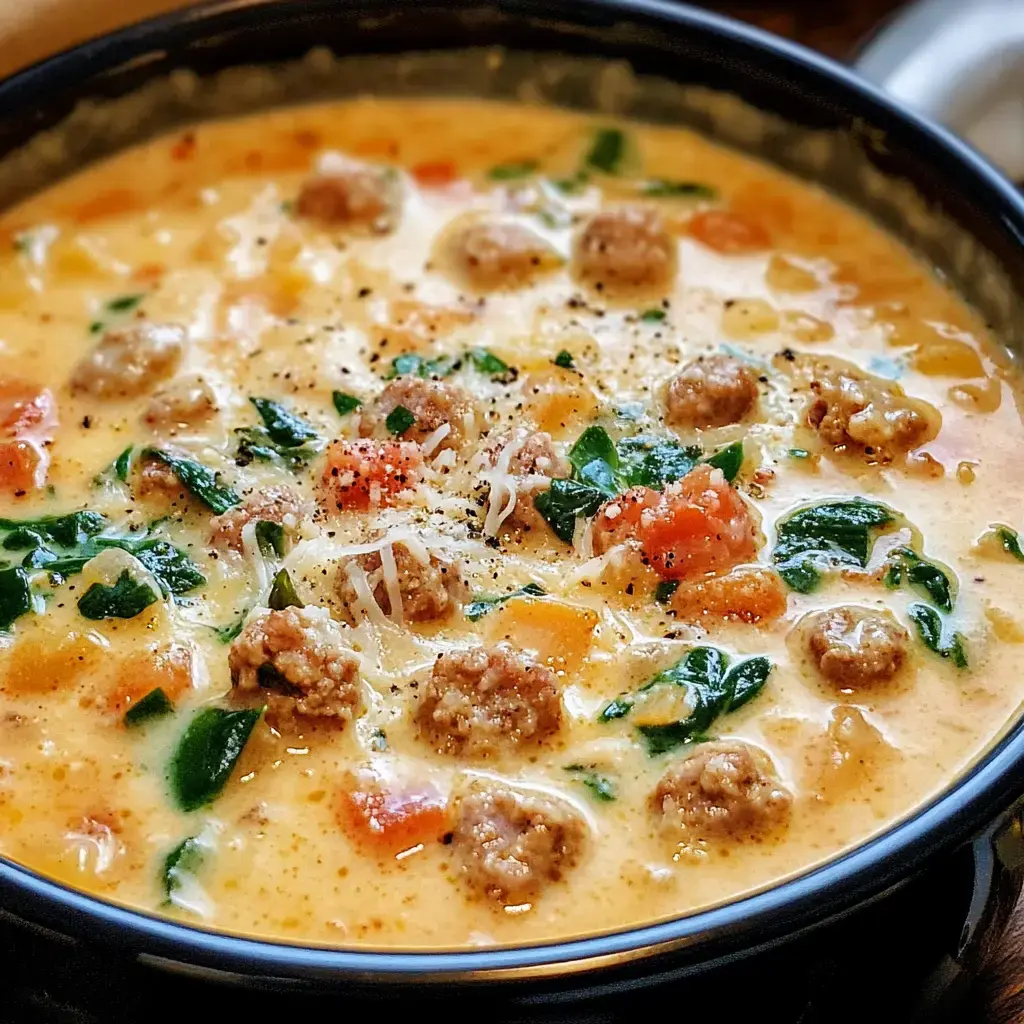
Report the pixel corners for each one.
[718,3,1023,1021]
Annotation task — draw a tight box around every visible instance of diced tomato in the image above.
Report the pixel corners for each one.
[688,210,771,255]
[320,439,424,512]
[0,439,45,494]
[411,160,458,188]
[638,464,757,579]
[0,379,56,437]
[593,486,659,553]
[108,643,193,718]
[336,769,448,854]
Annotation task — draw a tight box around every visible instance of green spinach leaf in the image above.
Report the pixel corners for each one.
[908,603,968,669]
[113,446,134,482]
[533,479,607,544]
[0,567,31,630]
[468,348,513,378]
[639,308,666,322]
[993,524,1024,562]
[384,353,457,380]
[255,520,286,558]
[885,547,954,612]
[98,537,205,596]
[250,397,319,447]
[641,180,717,199]
[124,687,174,727]
[465,582,545,622]
[773,499,895,593]
[0,511,107,549]
[141,449,239,515]
[162,836,205,899]
[78,569,160,620]
[268,568,303,610]
[385,405,416,436]
[703,440,744,483]
[655,579,680,604]
[585,128,626,174]
[617,435,701,490]
[488,161,538,180]
[599,646,772,756]
[553,350,575,369]
[563,764,616,802]
[169,706,263,812]
[332,391,362,416]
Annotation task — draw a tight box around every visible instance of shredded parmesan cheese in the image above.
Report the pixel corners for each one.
[481,435,525,536]
[420,422,451,457]
[240,520,270,594]
[379,542,405,626]
[572,516,594,559]
[344,562,391,628]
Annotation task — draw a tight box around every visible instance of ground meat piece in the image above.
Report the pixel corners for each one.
[144,375,217,430]
[482,428,569,534]
[70,322,185,398]
[573,207,676,291]
[652,741,792,841]
[134,452,186,501]
[592,486,659,554]
[445,219,561,291]
[664,355,759,429]
[359,377,473,450]
[296,161,399,233]
[336,541,465,623]
[416,642,562,757]
[805,606,909,688]
[450,780,587,903]
[209,486,303,552]
[229,606,360,726]
[803,360,938,461]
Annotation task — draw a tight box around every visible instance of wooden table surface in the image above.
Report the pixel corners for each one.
[0,1,1020,1021]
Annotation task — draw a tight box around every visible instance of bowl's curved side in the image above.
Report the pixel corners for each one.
[0,0,1023,990]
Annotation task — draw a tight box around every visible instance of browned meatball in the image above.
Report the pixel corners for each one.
[144,375,217,430]
[450,780,587,903]
[296,162,399,233]
[664,355,759,429]
[133,450,187,502]
[416,642,562,758]
[573,207,676,291]
[445,219,562,291]
[805,606,909,688]
[360,377,474,451]
[336,541,465,623]
[803,360,938,461]
[229,606,360,726]
[652,741,792,841]
[209,486,303,553]
[482,428,569,533]
[70,322,185,398]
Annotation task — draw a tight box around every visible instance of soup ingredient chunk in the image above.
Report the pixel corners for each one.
[573,207,676,291]
[444,219,562,291]
[482,428,569,533]
[296,159,400,233]
[416,642,562,757]
[209,486,303,553]
[0,378,57,493]
[336,540,465,622]
[450,780,587,903]
[336,767,448,853]
[320,439,424,512]
[70,322,185,398]
[664,355,759,429]
[144,375,218,430]
[652,740,791,841]
[802,358,938,461]
[359,377,473,450]
[805,605,909,688]
[228,606,360,725]
[593,465,757,578]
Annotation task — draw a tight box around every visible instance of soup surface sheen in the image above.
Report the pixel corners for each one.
[0,96,1020,950]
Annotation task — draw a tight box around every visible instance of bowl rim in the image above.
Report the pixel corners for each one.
[2,0,1024,984]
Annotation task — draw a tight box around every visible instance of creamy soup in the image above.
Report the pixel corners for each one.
[0,95,1020,950]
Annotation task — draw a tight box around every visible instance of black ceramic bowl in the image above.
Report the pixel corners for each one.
[3,3,1024,1021]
